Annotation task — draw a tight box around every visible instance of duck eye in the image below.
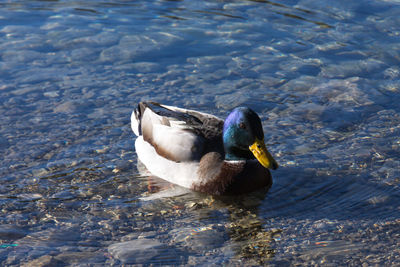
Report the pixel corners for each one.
[239,122,246,129]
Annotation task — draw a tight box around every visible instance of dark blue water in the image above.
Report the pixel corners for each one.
[1,0,399,265]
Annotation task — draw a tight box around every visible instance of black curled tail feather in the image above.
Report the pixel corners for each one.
[131,102,146,136]
[136,102,149,136]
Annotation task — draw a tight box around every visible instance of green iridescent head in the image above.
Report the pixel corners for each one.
[223,107,278,170]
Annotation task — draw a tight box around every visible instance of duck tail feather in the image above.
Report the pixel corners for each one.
[131,102,145,136]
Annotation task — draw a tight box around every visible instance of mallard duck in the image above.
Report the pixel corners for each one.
[131,102,278,195]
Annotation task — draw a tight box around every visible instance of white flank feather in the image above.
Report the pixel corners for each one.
[141,107,204,162]
[135,136,200,189]
[151,124,204,161]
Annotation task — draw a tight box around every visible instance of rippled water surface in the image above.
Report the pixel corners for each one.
[1,0,400,265]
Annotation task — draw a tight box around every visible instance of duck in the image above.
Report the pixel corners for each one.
[131,102,278,195]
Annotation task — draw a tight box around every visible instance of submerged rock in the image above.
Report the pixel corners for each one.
[108,238,167,264]
[0,225,26,240]
[20,255,65,267]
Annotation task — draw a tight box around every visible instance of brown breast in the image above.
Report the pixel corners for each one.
[193,152,272,195]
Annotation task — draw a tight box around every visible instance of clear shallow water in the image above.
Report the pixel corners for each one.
[0,0,399,265]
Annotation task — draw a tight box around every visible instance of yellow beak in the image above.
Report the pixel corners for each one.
[249,138,278,170]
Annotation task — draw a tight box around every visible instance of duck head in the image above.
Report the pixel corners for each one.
[223,107,278,170]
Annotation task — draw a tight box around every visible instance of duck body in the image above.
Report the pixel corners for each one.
[131,102,278,195]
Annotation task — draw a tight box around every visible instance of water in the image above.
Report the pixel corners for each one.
[1,0,399,265]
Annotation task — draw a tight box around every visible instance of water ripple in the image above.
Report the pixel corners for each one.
[1,0,400,265]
